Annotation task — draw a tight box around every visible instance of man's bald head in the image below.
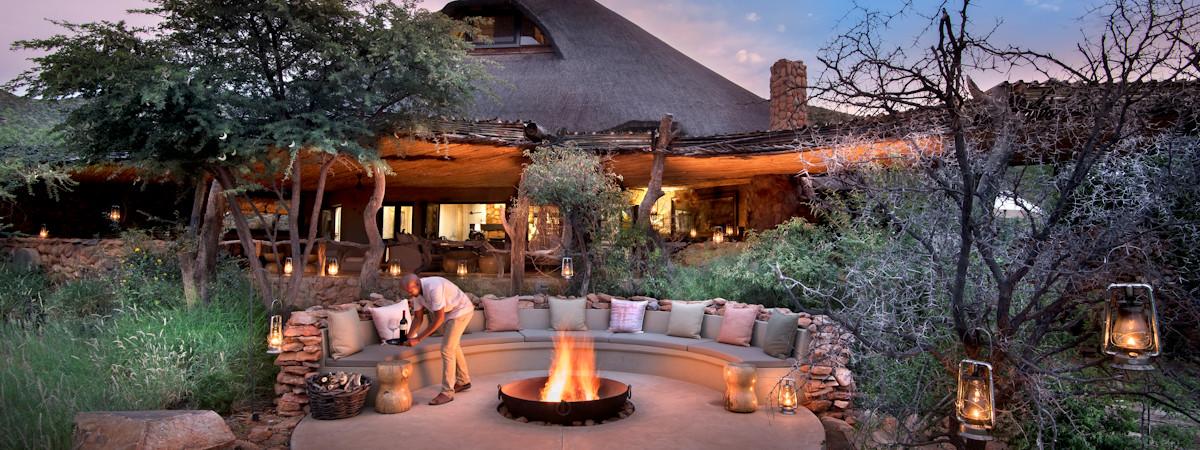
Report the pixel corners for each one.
[401,273,422,297]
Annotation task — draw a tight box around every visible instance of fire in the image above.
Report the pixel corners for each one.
[539,332,600,402]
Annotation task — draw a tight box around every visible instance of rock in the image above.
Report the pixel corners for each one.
[73,410,235,450]
[704,307,717,315]
[586,294,599,303]
[810,365,834,376]
[833,400,851,409]
[633,296,658,304]
[286,312,316,326]
[517,300,535,309]
[368,293,385,301]
[274,351,319,365]
[712,298,728,306]
[273,384,291,395]
[645,301,660,311]
[276,373,306,386]
[594,303,610,309]
[281,366,310,375]
[820,417,855,450]
[797,317,813,328]
[280,342,303,352]
[296,336,322,346]
[281,393,309,405]
[247,426,272,443]
[834,367,853,387]
[301,345,320,353]
[232,439,264,450]
[283,325,320,337]
[805,400,833,413]
[10,248,41,271]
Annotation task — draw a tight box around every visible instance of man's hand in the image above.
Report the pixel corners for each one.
[405,337,422,347]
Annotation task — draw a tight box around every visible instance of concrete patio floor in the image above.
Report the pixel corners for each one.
[291,370,825,450]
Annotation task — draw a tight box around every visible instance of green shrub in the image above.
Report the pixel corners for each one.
[0,260,271,449]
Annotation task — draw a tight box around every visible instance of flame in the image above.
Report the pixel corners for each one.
[540,332,600,402]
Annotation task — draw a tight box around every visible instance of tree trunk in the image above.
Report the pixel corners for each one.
[359,164,387,296]
[180,178,209,308]
[501,190,529,295]
[213,166,275,306]
[285,157,304,308]
[635,114,673,233]
[197,180,224,303]
[572,218,591,296]
[288,154,335,306]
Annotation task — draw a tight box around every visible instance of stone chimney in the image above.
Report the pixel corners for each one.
[769,59,808,131]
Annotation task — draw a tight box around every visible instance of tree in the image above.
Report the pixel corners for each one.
[782,0,1200,447]
[521,144,625,296]
[8,0,484,306]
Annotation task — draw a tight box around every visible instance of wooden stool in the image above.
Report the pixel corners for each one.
[723,363,758,413]
[374,359,413,414]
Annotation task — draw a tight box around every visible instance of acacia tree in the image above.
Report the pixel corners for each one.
[9,0,483,306]
[778,0,1200,447]
[520,144,625,296]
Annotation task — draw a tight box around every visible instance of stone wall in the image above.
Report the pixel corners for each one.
[739,175,815,231]
[0,237,166,281]
[275,292,857,421]
[769,59,808,131]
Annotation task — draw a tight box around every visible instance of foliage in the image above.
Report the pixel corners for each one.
[0,92,77,216]
[0,259,271,449]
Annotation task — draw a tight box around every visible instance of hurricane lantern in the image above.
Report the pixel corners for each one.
[1103,283,1159,371]
[778,377,799,415]
[713,227,725,244]
[38,225,49,239]
[561,257,574,280]
[388,261,403,277]
[689,228,697,239]
[725,225,735,237]
[325,257,339,276]
[456,262,468,277]
[283,257,294,275]
[108,205,122,223]
[956,359,995,441]
[267,314,284,354]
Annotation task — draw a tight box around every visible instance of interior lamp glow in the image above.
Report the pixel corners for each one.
[108,205,122,223]
[388,261,403,277]
[456,262,468,277]
[713,227,725,243]
[1103,283,1159,371]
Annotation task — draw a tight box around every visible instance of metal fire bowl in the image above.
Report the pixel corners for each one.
[498,376,631,425]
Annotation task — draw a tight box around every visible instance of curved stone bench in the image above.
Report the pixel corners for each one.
[321,309,812,404]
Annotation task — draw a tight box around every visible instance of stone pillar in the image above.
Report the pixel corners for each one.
[769,59,808,131]
[274,312,323,417]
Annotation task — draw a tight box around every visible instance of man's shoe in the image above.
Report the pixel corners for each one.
[429,393,454,405]
[454,383,472,393]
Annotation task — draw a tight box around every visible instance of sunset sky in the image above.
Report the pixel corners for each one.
[1,0,1100,98]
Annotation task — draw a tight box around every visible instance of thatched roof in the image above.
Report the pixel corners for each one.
[442,0,771,136]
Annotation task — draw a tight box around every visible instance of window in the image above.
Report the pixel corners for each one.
[380,205,414,239]
[429,203,506,241]
[333,206,342,242]
[457,8,548,49]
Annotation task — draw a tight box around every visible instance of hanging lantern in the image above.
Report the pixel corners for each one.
[38,225,49,239]
[778,377,799,415]
[456,262,468,277]
[326,257,340,276]
[283,257,294,275]
[561,257,574,280]
[108,205,122,223]
[267,314,284,354]
[956,359,995,441]
[1102,283,1159,371]
[388,261,403,277]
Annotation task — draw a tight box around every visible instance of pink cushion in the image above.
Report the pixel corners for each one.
[608,299,648,333]
[717,306,756,346]
[368,300,411,341]
[482,297,521,332]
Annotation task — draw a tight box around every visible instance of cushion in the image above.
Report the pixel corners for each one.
[762,312,800,358]
[585,309,611,331]
[518,329,612,343]
[666,301,710,339]
[327,308,368,359]
[518,308,551,330]
[548,298,587,331]
[608,299,648,333]
[482,297,520,332]
[700,315,723,339]
[689,341,796,368]
[642,311,671,334]
[367,300,411,341]
[716,307,757,346]
[607,333,710,351]
[330,332,525,367]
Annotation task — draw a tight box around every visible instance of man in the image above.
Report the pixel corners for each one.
[402,273,474,405]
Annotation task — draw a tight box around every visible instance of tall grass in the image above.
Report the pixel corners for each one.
[0,256,272,449]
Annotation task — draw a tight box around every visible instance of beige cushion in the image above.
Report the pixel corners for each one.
[331,332,524,367]
[642,311,671,334]
[717,307,757,346]
[518,308,551,330]
[689,341,795,368]
[327,309,369,359]
[666,301,709,339]
[585,309,610,331]
[482,297,520,332]
[607,333,711,351]
[700,315,723,339]
[762,312,800,358]
[549,298,587,331]
[518,329,612,343]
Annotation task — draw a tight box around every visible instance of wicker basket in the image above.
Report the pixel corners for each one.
[306,374,373,420]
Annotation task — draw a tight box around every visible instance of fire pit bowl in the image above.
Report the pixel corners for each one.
[498,376,631,425]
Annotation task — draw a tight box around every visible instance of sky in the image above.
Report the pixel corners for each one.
[1,0,1103,98]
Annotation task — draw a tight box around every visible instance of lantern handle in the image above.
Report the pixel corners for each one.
[971,327,994,359]
[1100,243,1150,276]
[269,298,282,315]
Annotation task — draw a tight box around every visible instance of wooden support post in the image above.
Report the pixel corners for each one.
[360,163,387,296]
